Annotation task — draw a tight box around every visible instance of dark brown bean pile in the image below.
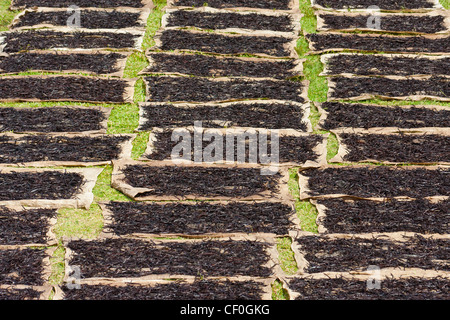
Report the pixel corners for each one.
[122,164,283,198]
[0,52,126,75]
[296,235,449,273]
[301,166,449,198]
[324,54,450,77]
[159,29,294,57]
[11,0,149,8]
[313,0,437,10]
[146,129,322,164]
[165,10,295,32]
[307,33,450,53]
[139,102,309,130]
[320,14,447,34]
[145,52,299,79]
[316,198,449,234]
[0,107,107,133]
[145,76,305,103]
[12,10,143,29]
[337,133,450,163]
[0,171,84,200]
[172,0,292,10]
[319,102,450,130]
[66,238,274,278]
[105,201,295,235]
[0,77,130,103]
[289,277,450,300]
[329,76,449,100]
[3,30,139,53]
[0,206,57,245]
[0,135,130,163]
[62,279,267,300]
[0,287,44,300]
[0,248,47,285]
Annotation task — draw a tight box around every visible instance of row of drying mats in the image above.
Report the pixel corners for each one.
[0,0,448,300]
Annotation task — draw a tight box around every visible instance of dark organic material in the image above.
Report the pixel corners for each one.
[158,29,295,57]
[146,129,322,164]
[104,201,294,235]
[0,171,84,200]
[329,76,449,100]
[145,76,305,103]
[12,10,144,29]
[122,164,283,198]
[62,280,267,300]
[316,198,449,234]
[319,13,447,33]
[0,287,45,300]
[0,52,127,75]
[0,248,47,285]
[139,102,309,130]
[0,135,131,163]
[336,132,450,163]
[0,107,108,133]
[323,54,450,77]
[171,0,292,9]
[165,10,295,32]
[11,0,150,8]
[296,235,449,273]
[319,102,450,130]
[300,166,449,198]
[0,206,57,245]
[2,30,140,52]
[307,33,450,54]
[289,277,450,300]
[144,52,300,79]
[66,238,274,278]
[313,0,438,10]
[0,77,131,103]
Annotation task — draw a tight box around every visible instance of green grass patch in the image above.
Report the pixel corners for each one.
[142,0,167,50]
[276,237,298,275]
[0,0,19,31]
[272,279,290,300]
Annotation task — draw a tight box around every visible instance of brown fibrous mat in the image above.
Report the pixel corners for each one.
[171,0,292,10]
[0,52,126,75]
[0,135,130,163]
[288,277,450,300]
[12,10,144,29]
[145,76,305,103]
[313,0,438,10]
[320,14,447,33]
[66,238,274,278]
[104,201,294,236]
[0,248,47,285]
[0,171,84,200]
[122,164,282,198]
[319,102,450,130]
[144,52,299,79]
[165,10,295,32]
[296,235,449,273]
[324,55,450,77]
[307,33,450,54]
[0,206,57,245]
[0,107,107,133]
[301,166,449,198]
[61,279,267,300]
[2,30,140,53]
[337,132,450,163]
[146,129,322,164]
[329,76,449,100]
[139,102,308,130]
[0,77,130,103]
[10,0,150,8]
[316,198,449,234]
[158,29,294,57]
